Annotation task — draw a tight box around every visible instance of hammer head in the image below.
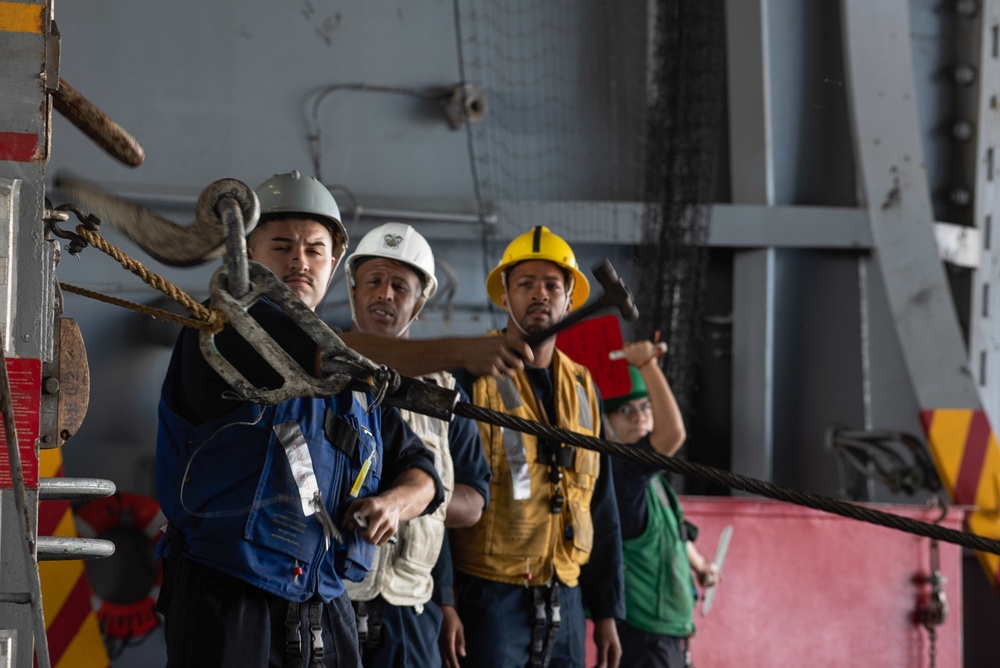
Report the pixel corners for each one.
[592,259,639,321]
[521,258,639,347]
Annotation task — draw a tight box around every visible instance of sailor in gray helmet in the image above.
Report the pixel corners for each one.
[156,172,443,668]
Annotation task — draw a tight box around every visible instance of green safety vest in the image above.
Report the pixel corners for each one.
[621,475,695,636]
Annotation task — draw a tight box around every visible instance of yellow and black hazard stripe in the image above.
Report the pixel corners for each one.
[0,1,43,32]
[921,409,1000,589]
[38,449,110,668]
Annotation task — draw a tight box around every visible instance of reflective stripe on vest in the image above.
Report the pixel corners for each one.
[157,365,383,603]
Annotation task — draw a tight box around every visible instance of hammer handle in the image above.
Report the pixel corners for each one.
[522,300,607,348]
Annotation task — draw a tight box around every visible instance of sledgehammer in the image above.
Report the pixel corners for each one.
[522,259,639,348]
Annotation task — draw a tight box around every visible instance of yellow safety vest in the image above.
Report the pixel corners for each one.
[452,344,601,587]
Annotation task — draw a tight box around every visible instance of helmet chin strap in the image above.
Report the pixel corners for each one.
[323,259,338,288]
[395,309,420,338]
[507,305,531,338]
[501,272,531,338]
[397,321,415,337]
[311,256,340,310]
[395,295,430,338]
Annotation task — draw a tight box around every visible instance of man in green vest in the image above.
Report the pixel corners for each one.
[603,343,719,668]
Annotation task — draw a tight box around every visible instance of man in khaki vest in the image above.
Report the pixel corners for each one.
[448,226,625,668]
[343,223,492,667]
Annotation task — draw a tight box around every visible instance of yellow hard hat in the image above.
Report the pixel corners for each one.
[486,226,590,310]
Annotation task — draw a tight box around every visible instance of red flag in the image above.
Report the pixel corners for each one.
[556,314,631,399]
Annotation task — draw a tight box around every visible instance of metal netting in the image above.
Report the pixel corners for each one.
[454,0,726,421]
[636,0,726,422]
[453,0,651,276]
[453,0,649,207]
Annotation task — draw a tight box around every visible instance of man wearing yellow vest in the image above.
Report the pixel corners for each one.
[449,226,626,668]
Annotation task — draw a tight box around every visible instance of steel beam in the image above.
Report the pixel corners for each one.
[0,1,53,665]
[731,249,776,488]
[725,0,774,204]
[725,0,778,484]
[0,179,15,356]
[970,2,1000,447]
[841,0,1000,591]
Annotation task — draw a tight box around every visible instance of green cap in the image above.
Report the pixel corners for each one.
[604,365,648,413]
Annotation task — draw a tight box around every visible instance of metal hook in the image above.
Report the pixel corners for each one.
[927,493,949,525]
[367,365,400,413]
[44,200,103,256]
[217,195,249,298]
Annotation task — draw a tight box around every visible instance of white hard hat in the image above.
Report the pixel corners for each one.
[346,223,438,298]
[345,223,438,327]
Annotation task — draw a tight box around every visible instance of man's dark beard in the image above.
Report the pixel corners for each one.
[523,321,545,334]
[521,311,560,334]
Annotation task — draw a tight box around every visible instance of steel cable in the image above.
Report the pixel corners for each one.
[453,402,1000,554]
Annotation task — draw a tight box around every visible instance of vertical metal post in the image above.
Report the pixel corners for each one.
[0,1,56,665]
[726,0,777,483]
[970,1,1000,446]
[731,249,775,486]
[0,179,15,356]
[725,0,774,204]
[0,357,49,668]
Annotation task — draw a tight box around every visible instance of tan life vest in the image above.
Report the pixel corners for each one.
[345,371,456,606]
[451,348,601,587]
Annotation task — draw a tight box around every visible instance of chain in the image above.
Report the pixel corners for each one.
[916,498,947,668]
[921,508,947,668]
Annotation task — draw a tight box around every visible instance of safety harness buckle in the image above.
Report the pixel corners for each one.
[354,597,386,663]
[308,600,325,663]
[365,599,385,650]
[285,601,302,657]
[529,584,561,668]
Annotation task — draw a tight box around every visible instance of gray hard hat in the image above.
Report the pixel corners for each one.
[254,170,348,260]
